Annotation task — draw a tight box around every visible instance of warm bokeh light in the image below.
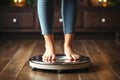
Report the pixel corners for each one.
[98,0,108,7]
[18,0,22,3]
[14,0,17,3]
[98,0,107,2]
[98,0,102,2]
[13,0,26,7]
[103,0,107,2]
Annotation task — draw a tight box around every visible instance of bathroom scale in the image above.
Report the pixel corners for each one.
[29,54,91,71]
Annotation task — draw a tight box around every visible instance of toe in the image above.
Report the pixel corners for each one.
[75,55,80,59]
[71,55,76,60]
[67,55,73,60]
[52,55,56,60]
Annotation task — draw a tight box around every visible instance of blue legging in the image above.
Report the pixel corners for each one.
[37,0,77,35]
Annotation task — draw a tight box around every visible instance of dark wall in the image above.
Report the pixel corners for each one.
[0,0,10,6]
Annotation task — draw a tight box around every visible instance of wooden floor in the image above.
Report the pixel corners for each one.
[0,38,120,80]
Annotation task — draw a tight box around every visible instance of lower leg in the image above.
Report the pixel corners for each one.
[62,0,79,60]
[64,34,80,60]
[37,0,55,61]
[42,34,56,61]
[62,0,77,34]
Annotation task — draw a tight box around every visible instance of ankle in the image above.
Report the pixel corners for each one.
[64,44,72,48]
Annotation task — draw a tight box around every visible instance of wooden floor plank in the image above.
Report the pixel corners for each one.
[0,40,24,80]
[17,72,36,80]
[0,39,120,80]
[17,40,43,80]
[0,40,37,80]
[58,74,79,80]
[93,40,120,79]
[0,72,18,80]
[0,40,23,58]
[35,72,58,80]
[0,40,23,72]
[75,40,101,80]
[81,40,119,80]
[0,59,10,72]
[80,73,101,80]
[0,40,16,57]
[20,40,45,73]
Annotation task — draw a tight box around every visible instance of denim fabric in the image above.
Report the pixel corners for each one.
[37,0,77,35]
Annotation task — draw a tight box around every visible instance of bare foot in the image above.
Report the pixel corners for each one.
[64,46,80,60]
[42,35,56,62]
[42,48,56,62]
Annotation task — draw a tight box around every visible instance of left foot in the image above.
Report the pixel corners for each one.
[64,46,80,60]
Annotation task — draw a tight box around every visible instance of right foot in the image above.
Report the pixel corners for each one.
[42,35,56,62]
[42,49,56,62]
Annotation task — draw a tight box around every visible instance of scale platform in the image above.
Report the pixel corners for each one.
[29,54,91,71]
